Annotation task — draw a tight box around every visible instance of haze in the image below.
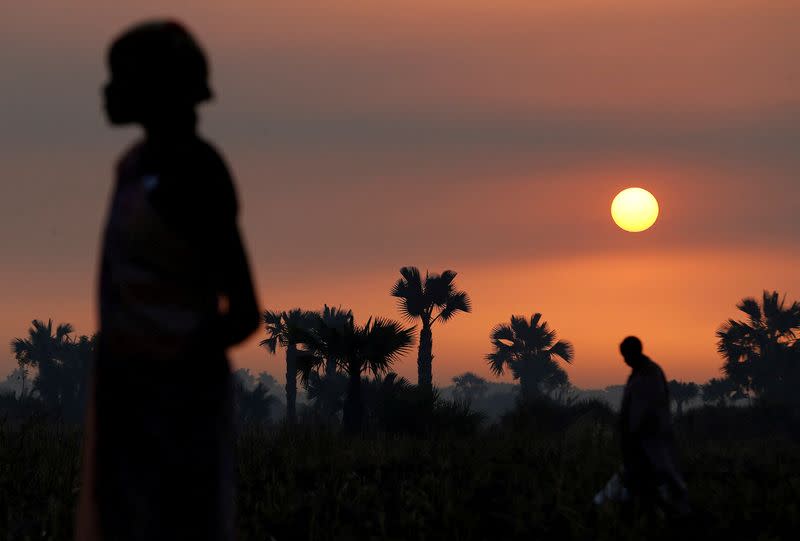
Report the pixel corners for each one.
[1,1,798,388]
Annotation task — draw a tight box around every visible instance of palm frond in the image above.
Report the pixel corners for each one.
[485,350,511,376]
[262,309,284,326]
[424,270,458,307]
[391,267,428,320]
[436,290,472,323]
[359,317,415,377]
[295,351,323,387]
[489,322,514,341]
[55,323,74,341]
[259,336,279,354]
[737,297,762,328]
[548,340,574,364]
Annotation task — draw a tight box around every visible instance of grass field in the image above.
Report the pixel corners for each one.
[2,405,799,540]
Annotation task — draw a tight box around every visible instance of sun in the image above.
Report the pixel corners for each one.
[611,188,659,232]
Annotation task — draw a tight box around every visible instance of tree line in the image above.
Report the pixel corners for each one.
[4,266,799,429]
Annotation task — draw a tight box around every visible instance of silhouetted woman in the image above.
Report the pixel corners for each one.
[77,21,260,541]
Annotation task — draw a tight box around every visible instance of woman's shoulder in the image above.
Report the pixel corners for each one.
[187,136,231,174]
[114,139,147,179]
[187,137,238,219]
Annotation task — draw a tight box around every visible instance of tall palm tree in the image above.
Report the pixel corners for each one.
[291,306,354,421]
[11,319,74,407]
[260,309,318,424]
[303,315,415,432]
[318,305,353,377]
[717,291,800,403]
[391,267,471,392]
[486,313,574,401]
[59,334,96,422]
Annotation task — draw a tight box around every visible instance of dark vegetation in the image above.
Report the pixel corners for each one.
[3,402,799,541]
[2,278,800,539]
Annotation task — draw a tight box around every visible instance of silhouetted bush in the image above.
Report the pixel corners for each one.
[500,395,615,436]
[0,393,48,425]
[234,382,276,427]
[676,402,800,442]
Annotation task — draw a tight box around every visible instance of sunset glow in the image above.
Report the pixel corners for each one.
[1,1,798,391]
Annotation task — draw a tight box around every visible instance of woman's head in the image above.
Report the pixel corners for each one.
[104,20,212,125]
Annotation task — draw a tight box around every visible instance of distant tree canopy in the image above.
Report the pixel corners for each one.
[257,371,279,390]
[452,372,489,404]
[10,319,94,422]
[717,291,800,404]
[233,368,257,390]
[0,367,26,397]
[233,378,276,427]
[486,313,574,401]
[701,377,739,407]
[668,380,699,416]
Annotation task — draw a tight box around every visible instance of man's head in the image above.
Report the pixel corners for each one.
[619,336,643,367]
[103,20,212,125]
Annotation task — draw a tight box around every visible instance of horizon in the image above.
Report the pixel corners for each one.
[2,0,799,389]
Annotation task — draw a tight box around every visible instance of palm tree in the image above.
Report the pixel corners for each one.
[362,372,414,430]
[717,291,800,403]
[292,305,354,421]
[667,380,699,416]
[234,381,276,426]
[305,370,348,420]
[58,333,96,422]
[391,267,471,392]
[11,319,74,408]
[318,305,353,377]
[303,315,415,432]
[486,313,574,401]
[260,309,318,424]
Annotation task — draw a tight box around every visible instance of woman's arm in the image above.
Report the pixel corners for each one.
[213,222,261,347]
[148,141,261,348]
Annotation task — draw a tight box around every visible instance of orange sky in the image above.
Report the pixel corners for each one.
[1,1,798,388]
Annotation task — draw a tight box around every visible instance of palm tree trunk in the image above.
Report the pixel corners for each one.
[343,363,363,434]
[417,322,433,392]
[326,356,337,377]
[19,366,26,399]
[322,357,339,422]
[520,373,533,402]
[285,344,297,424]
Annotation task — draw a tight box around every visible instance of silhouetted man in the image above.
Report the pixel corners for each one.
[618,336,688,516]
[77,20,260,541]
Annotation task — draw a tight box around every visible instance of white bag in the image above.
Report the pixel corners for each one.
[593,471,630,505]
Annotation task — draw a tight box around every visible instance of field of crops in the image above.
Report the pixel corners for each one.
[2,404,799,541]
